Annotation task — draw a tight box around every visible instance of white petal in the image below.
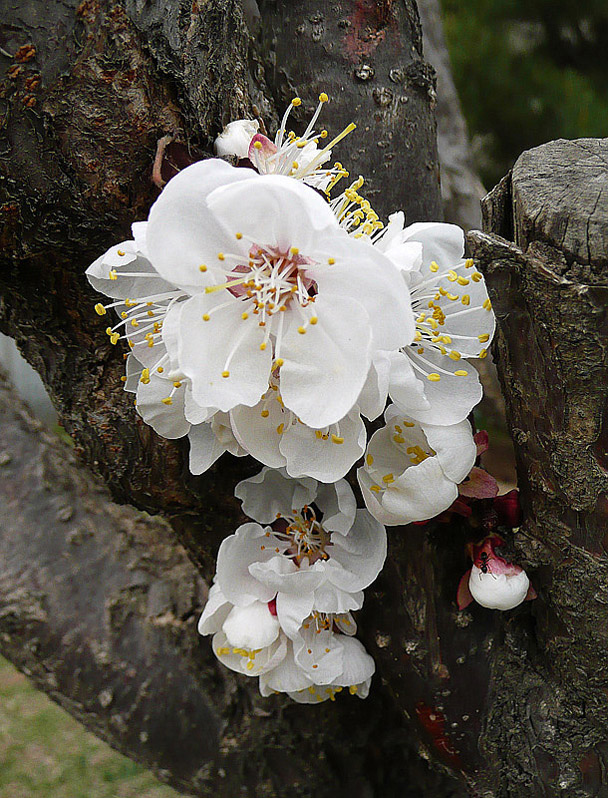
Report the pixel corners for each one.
[424,419,477,483]
[279,294,372,428]
[212,630,286,677]
[275,591,315,640]
[388,350,431,413]
[222,601,280,649]
[377,457,458,525]
[135,372,190,439]
[259,643,311,695]
[469,565,530,610]
[331,636,375,686]
[311,233,415,350]
[400,221,464,268]
[216,523,277,605]
[87,241,175,300]
[234,467,317,524]
[249,556,325,596]
[400,346,482,425]
[311,583,364,615]
[280,410,366,483]
[325,510,387,591]
[178,293,272,411]
[198,582,231,635]
[146,159,253,290]
[187,423,227,475]
[207,173,339,255]
[314,479,357,535]
[214,119,259,159]
[230,397,288,470]
[293,625,344,684]
[357,352,391,422]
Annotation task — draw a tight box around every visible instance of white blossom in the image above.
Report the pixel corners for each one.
[214,119,259,159]
[357,404,477,525]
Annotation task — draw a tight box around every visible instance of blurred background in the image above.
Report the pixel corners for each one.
[1,0,606,794]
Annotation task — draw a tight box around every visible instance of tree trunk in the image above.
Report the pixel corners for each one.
[3,0,605,792]
[467,138,608,796]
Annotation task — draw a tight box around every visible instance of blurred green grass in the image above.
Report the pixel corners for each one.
[0,657,182,798]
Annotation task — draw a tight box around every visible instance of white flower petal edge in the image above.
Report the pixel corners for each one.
[357,404,477,526]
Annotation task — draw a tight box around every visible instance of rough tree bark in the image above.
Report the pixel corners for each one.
[2,0,607,793]
[468,138,608,796]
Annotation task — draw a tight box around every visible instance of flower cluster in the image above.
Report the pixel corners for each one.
[199,468,385,702]
[87,93,510,703]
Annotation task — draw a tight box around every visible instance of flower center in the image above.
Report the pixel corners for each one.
[273,505,331,565]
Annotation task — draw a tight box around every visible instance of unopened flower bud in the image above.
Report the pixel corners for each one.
[222,601,279,649]
[214,119,259,159]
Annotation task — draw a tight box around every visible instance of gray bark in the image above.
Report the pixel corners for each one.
[417,0,485,230]
[468,138,608,797]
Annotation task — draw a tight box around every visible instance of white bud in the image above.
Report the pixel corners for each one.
[214,119,259,159]
[222,601,279,649]
[469,565,530,610]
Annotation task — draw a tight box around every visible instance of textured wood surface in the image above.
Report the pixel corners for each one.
[469,138,608,797]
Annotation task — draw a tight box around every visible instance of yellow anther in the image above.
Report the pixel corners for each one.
[382,473,395,484]
[291,97,302,106]
[472,272,483,282]
[203,313,210,321]
[290,247,299,255]
[173,381,182,388]
[403,420,415,427]
[315,430,323,439]
[478,333,490,343]
[94,303,106,316]
[319,92,329,102]
[461,294,471,306]
[125,299,136,308]
[328,257,335,265]
[465,258,474,268]
[479,349,488,359]
[110,333,120,345]
[276,423,284,435]
[455,370,468,376]
[457,276,470,286]
[161,397,173,405]
[109,270,117,280]
[221,370,230,378]
[320,129,328,138]
[217,252,225,262]
[130,319,139,328]
[365,454,374,467]
[199,264,207,272]
[447,270,458,282]
[261,410,269,418]
[349,685,358,695]
[157,367,164,373]
[449,350,461,361]
[483,298,492,310]
[393,434,405,444]
[140,368,150,384]
[331,434,344,444]
[242,312,249,320]
[235,232,243,240]
[274,358,284,368]
[292,161,299,170]
[309,316,318,325]
[121,312,128,319]
[253,140,262,150]
[427,373,441,382]
[298,326,306,335]
[120,375,127,382]
[259,342,267,352]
